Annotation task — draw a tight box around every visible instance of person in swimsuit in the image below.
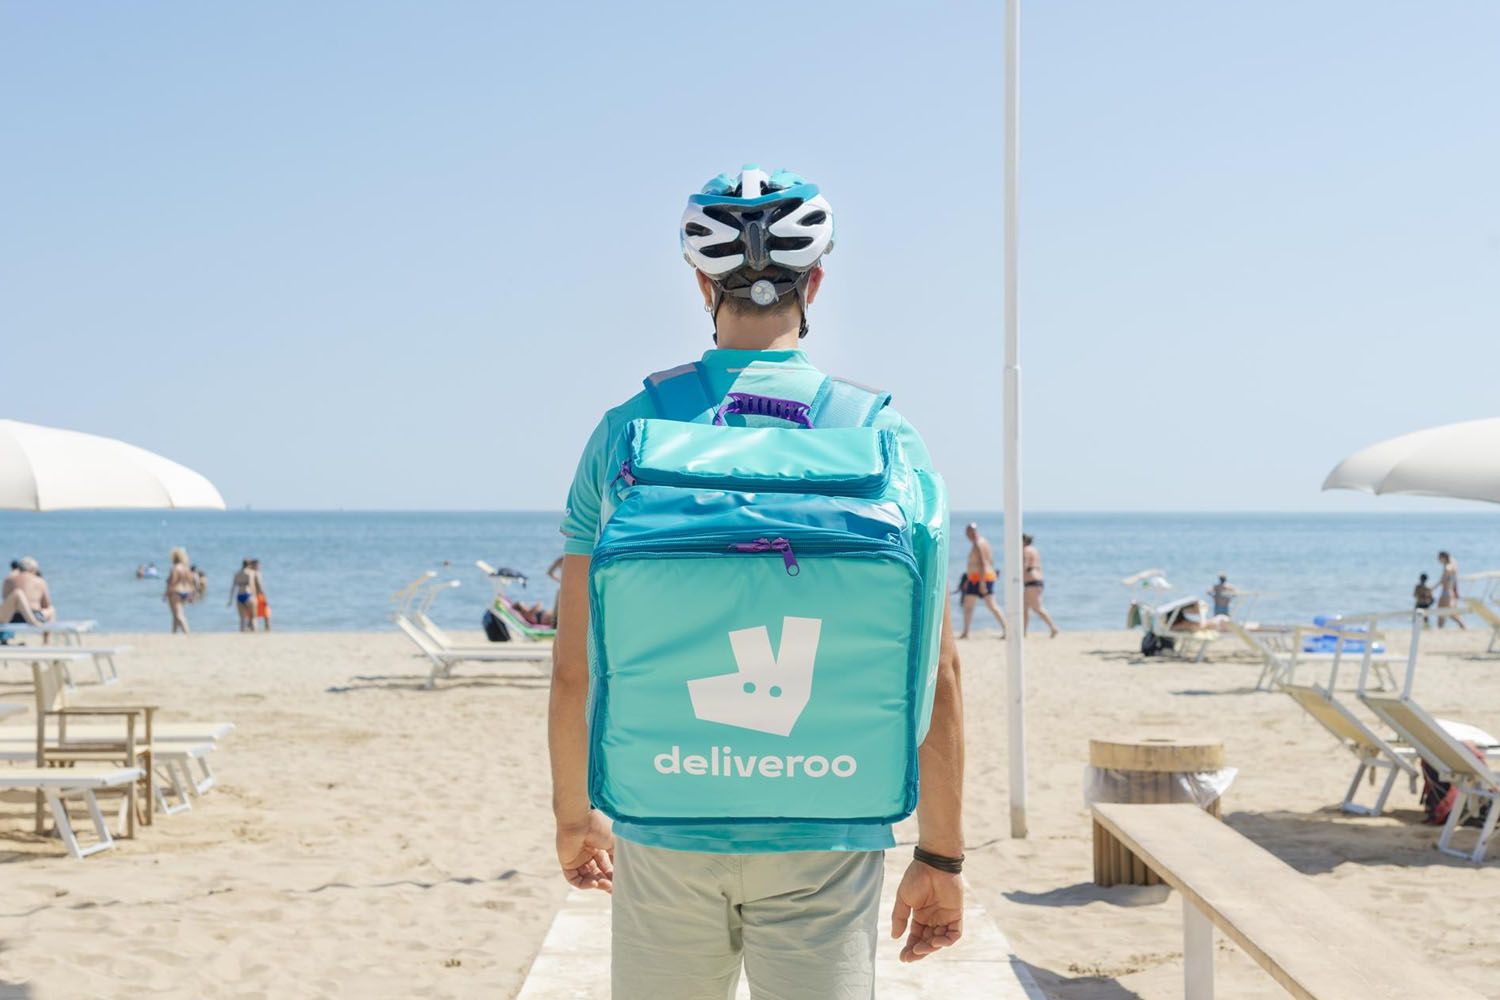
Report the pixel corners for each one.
[165,547,194,634]
[229,559,257,632]
[251,559,271,631]
[6,557,54,624]
[0,588,43,628]
[957,522,1006,639]
[1436,551,1466,629]
[1209,575,1237,618]
[1022,533,1059,637]
[1414,572,1435,628]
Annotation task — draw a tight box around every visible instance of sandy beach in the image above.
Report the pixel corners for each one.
[2,627,1497,999]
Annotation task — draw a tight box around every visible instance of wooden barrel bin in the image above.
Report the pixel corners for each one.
[1089,736,1226,887]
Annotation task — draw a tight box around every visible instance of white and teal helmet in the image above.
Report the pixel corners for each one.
[680,166,834,336]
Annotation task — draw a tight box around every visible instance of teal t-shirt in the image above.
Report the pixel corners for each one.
[561,348,931,854]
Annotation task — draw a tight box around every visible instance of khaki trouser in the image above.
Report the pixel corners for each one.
[611,839,885,1000]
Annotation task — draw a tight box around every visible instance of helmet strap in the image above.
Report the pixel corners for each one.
[708,283,725,343]
[793,271,812,338]
[707,270,814,341]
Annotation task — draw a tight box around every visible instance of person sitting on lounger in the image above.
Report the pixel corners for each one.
[0,588,43,626]
[4,557,54,623]
[512,600,556,628]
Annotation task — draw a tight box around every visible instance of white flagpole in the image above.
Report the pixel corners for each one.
[1002,0,1028,839]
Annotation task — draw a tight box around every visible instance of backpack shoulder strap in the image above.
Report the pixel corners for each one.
[643,362,716,422]
[810,375,892,428]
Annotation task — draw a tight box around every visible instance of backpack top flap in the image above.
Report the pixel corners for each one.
[643,361,889,429]
[624,420,896,497]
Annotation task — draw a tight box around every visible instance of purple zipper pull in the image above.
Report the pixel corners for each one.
[770,538,799,576]
[730,537,772,553]
[612,460,636,487]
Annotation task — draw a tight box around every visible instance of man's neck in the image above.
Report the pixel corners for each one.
[714,321,802,352]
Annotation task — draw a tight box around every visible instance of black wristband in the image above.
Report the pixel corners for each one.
[913,846,964,874]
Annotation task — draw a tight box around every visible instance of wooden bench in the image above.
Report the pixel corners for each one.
[1091,803,1487,1000]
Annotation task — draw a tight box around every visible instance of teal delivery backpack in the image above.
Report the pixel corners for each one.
[587,361,948,828]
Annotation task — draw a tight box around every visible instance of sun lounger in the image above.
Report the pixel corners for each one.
[476,560,558,642]
[1228,621,1397,692]
[1280,658,1419,816]
[1462,597,1500,654]
[0,765,144,857]
[1351,611,1500,861]
[1361,696,1500,862]
[415,606,553,652]
[487,597,557,643]
[0,619,99,646]
[0,643,129,686]
[0,737,213,815]
[22,721,234,796]
[395,615,550,689]
[1357,693,1500,862]
[1129,596,1218,661]
[24,661,235,830]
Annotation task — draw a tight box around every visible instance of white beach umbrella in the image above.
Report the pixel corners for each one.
[0,419,225,511]
[1322,418,1500,505]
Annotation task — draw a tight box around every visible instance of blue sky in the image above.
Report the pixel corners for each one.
[3,2,1497,511]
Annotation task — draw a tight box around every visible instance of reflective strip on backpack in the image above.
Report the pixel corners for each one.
[643,363,716,422]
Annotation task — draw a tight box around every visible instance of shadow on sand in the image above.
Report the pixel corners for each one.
[1222,807,1492,873]
[326,673,549,693]
[1016,959,1147,999]
[0,979,34,1000]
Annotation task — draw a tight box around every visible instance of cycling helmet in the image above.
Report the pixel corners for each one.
[680,165,834,337]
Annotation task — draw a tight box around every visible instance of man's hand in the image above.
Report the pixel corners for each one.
[889,859,963,962]
[555,808,615,893]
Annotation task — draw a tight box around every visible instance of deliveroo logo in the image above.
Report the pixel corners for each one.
[687,616,821,737]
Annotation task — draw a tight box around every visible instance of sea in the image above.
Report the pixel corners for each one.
[1,510,1497,634]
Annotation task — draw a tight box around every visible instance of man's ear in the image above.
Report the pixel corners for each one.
[803,265,825,306]
[695,270,716,310]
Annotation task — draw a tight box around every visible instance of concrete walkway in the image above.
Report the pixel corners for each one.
[517,852,1047,999]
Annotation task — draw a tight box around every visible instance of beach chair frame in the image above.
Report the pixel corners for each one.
[1353,609,1500,862]
[1278,639,1417,815]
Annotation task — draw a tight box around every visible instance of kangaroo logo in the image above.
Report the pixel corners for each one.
[687,616,821,737]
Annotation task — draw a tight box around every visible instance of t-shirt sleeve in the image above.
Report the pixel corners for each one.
[560,416,612,556]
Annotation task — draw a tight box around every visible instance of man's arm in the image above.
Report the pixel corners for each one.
[891,603,964,962]
[548,553,614,892]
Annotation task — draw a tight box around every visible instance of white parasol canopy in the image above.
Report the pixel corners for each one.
[0,419,225,511]
[1322,418,1500,505]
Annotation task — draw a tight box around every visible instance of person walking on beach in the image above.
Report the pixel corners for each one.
[1209,574,1237,618]
[229,560,257,632]
[957,522,1006,639]
[251,559,271,631]
[4,557,54,624]
[551,167,965,997]
[1437,551,1467,629]
[165,548,194,634]
[1022,534,1059,637]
